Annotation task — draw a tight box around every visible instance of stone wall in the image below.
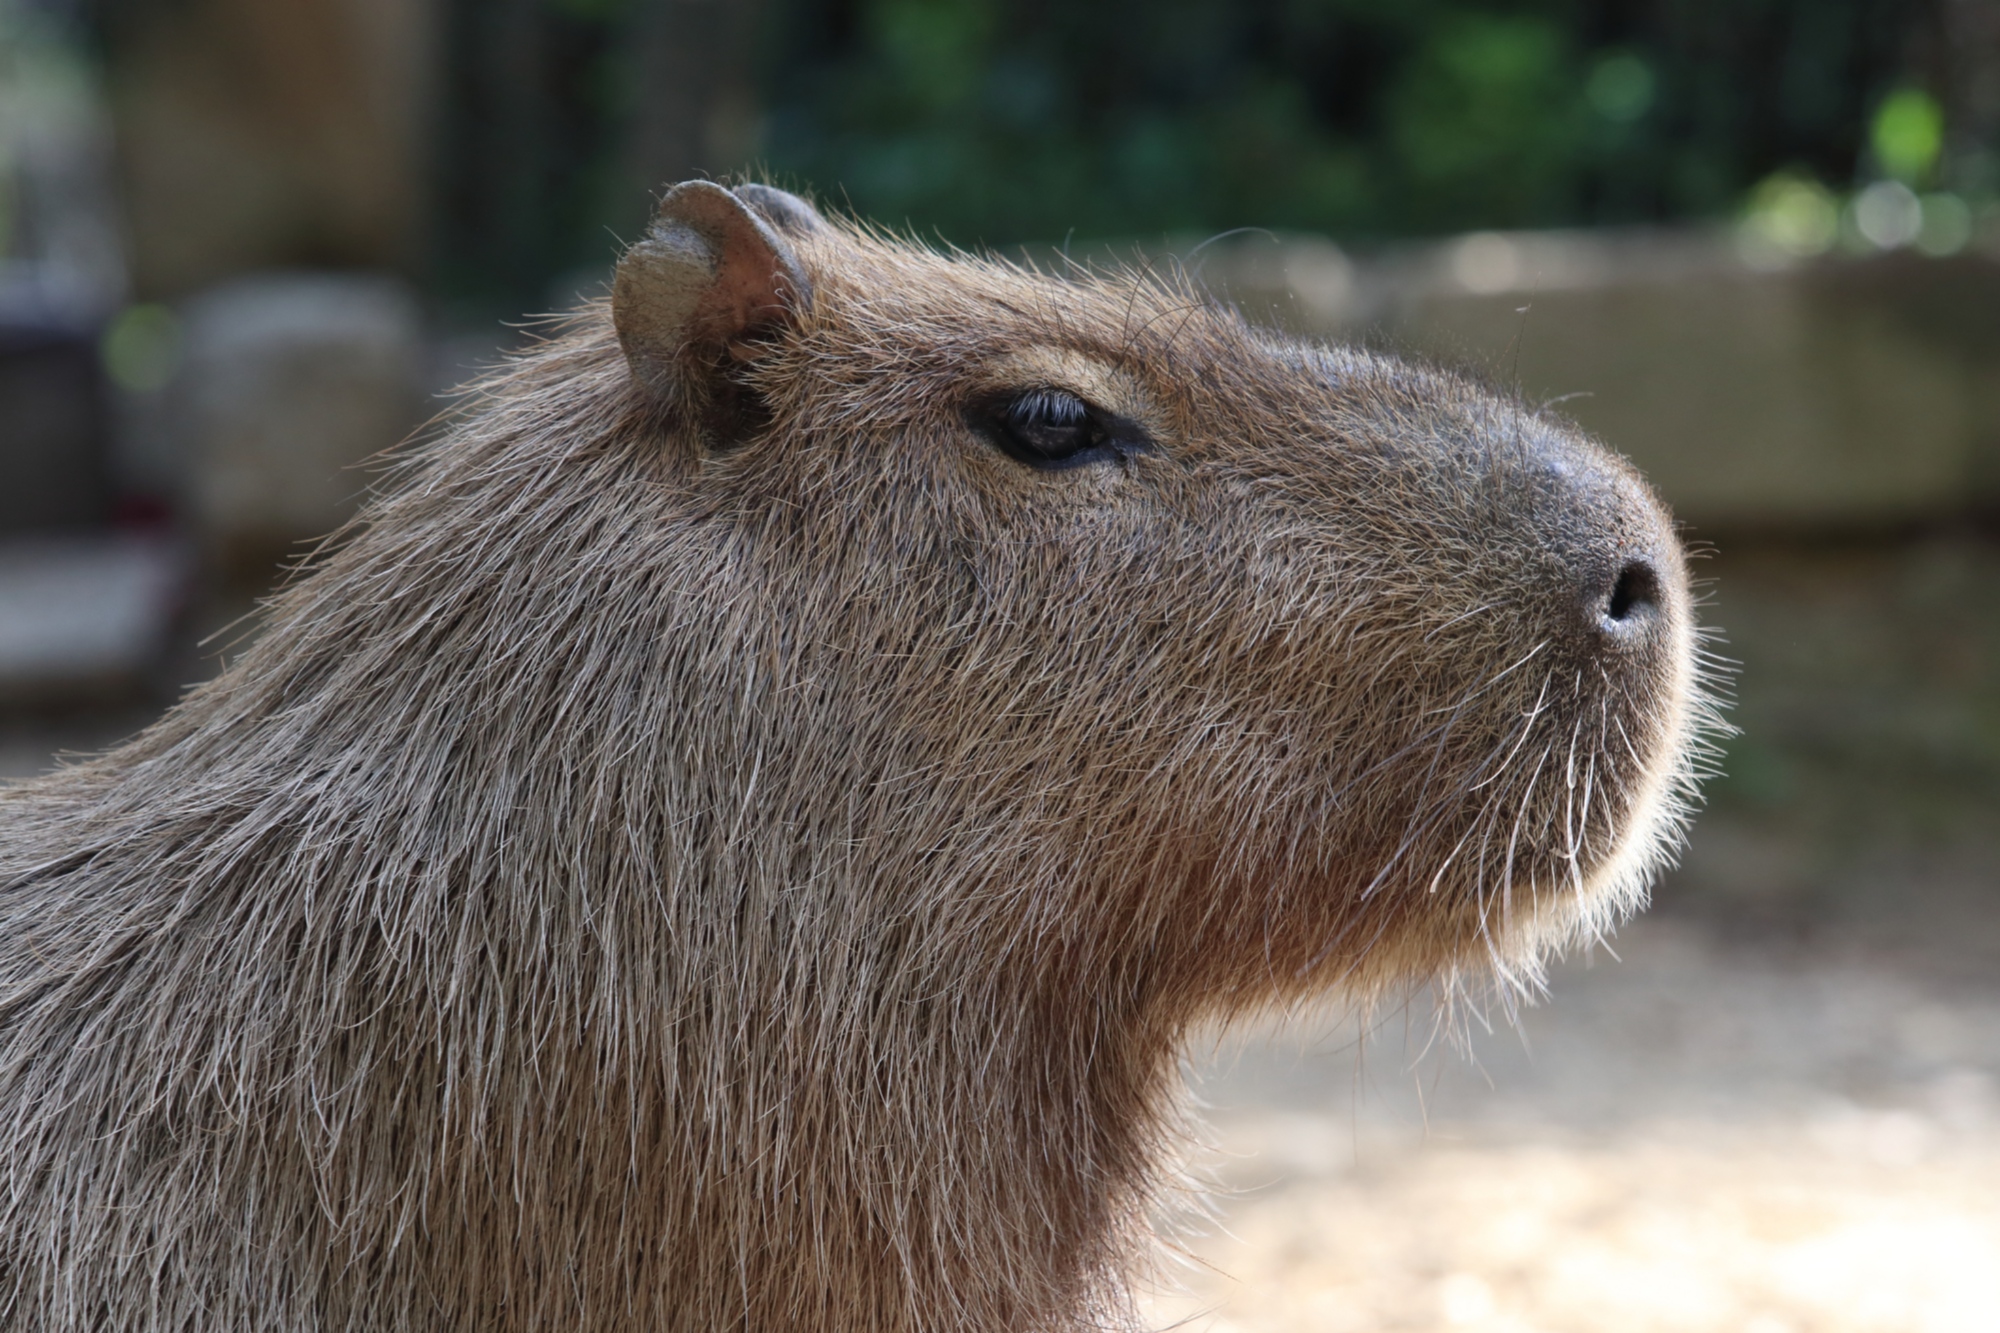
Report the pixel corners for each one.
[1203,230,2000,533]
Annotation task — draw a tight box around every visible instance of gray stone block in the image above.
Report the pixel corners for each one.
[0,533,184,701]
[1201,230,2000,531]
[179,272,425,566]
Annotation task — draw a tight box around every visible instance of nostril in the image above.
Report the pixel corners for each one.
[1603,558,1660,627]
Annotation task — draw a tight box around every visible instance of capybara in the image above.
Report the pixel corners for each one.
[0,182,1714,1332]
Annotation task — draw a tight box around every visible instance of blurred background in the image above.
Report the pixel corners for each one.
[2,0,1996,1328]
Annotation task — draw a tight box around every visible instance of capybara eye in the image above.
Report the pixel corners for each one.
[980,388,1123,470]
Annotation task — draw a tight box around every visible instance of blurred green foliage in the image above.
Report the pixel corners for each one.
[1871,87,1944,184]
[434,0,634,311]
[758,0,1930,247]
[433,0,1949,305]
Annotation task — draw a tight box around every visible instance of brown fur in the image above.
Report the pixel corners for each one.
[0,183,1718,1332]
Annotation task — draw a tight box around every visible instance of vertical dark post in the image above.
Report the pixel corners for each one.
[1937,0,2000,186]
[622,0,768,198]
[434,0,573,313]
[432,0,769,319]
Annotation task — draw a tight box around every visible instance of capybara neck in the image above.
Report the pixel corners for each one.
[0,182,1715,1332]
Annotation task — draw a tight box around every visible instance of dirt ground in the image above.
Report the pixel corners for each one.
[4,531,1997,1333]
[1142,914,2000,1333]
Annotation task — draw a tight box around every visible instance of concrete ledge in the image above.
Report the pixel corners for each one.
[0,534,185,703]
[1197,230,2000,532]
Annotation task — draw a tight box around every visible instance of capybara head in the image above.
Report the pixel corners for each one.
[610,180,1705,998]
[0,181,1714,1333]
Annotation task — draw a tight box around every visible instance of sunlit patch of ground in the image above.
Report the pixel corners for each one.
[1144,918,2000,1333]
[1146,1124,2000,1333]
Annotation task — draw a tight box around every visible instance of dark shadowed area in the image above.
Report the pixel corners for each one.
[3,0,1997,1327]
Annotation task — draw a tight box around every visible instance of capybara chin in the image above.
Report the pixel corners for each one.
[0,182,1715,1331]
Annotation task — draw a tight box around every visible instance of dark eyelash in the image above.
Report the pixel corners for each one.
[1004,389,1090,430]
[973,388,1149,471]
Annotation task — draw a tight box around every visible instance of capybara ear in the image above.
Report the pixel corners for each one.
[732,182,829,239]
[614,180,813,400]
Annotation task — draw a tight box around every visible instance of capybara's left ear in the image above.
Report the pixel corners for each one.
[614,180,813,400]
[733,182,830,239]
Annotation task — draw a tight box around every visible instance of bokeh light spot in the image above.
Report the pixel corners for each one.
[1586,53,1655,124]
[1871,89,1944,184]
[100,304,184,393]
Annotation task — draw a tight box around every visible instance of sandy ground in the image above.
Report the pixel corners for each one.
[1140,915,2000,1333]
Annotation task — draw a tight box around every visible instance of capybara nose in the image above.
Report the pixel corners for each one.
[1570,527,1681,663]
[1594,555,1662,639]
[1519,431,1684,659]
